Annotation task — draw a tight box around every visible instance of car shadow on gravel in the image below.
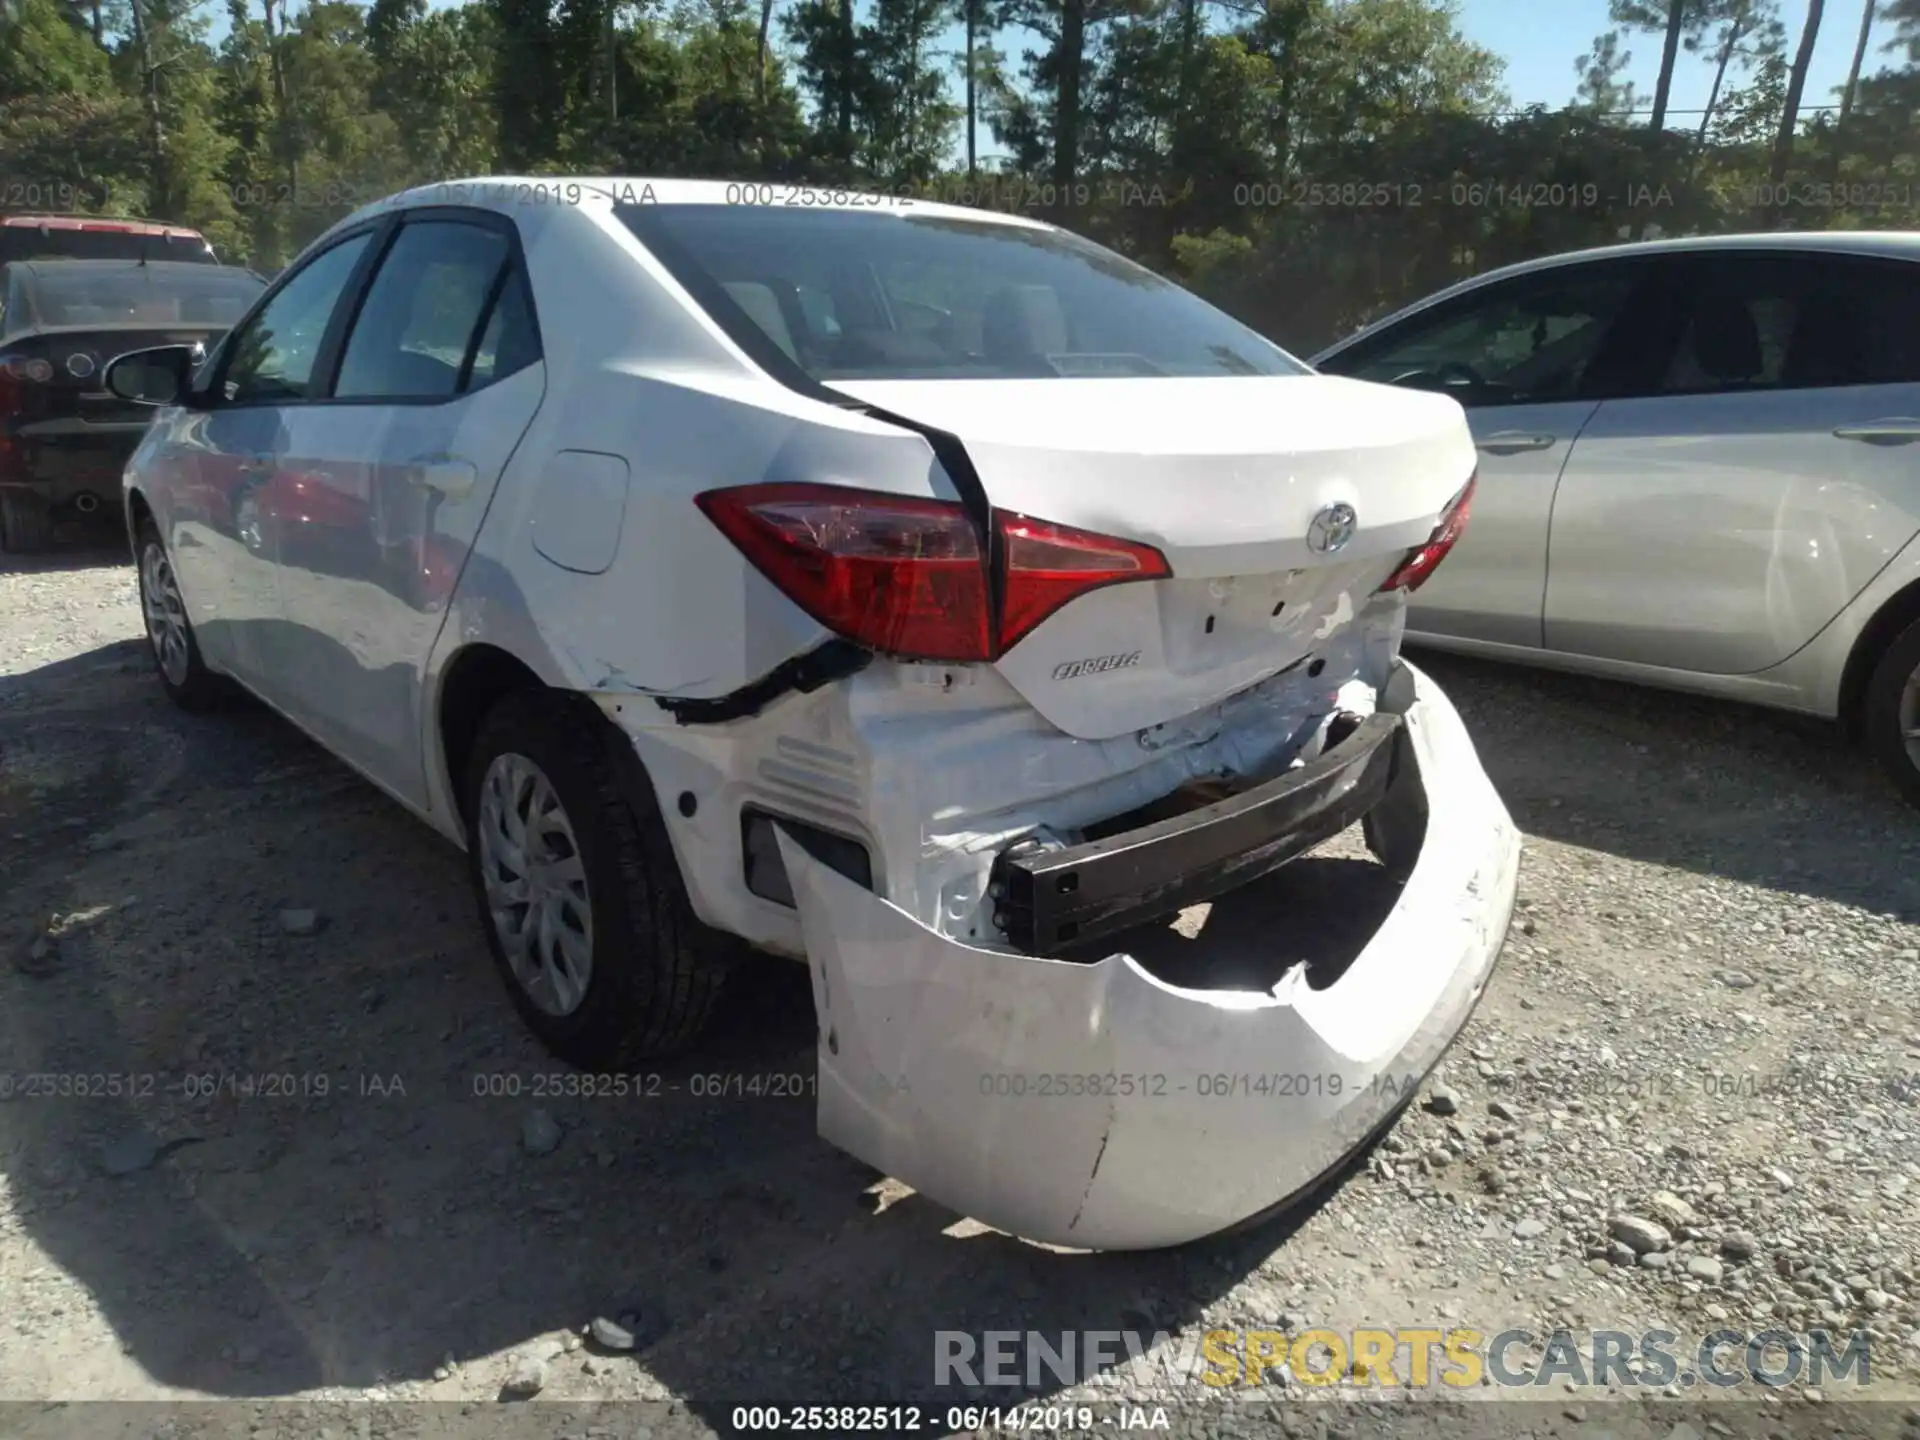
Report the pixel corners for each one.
[1414,649,1920,921]
[0,641,1395,1408]
[0,526,130,577]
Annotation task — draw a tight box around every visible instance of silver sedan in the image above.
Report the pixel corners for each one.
[1314,231,1920,806]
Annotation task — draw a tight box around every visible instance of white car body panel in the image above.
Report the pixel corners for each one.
[124,176,1523,1249]
[594,593,1408,961]
[777,662,1518,1250]
[267,366,547,808]
[833,375,1475,739]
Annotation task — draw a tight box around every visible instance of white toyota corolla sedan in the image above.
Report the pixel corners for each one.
[107,178,1518,1250]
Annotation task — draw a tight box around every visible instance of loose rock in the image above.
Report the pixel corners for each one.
[1648,1191,1699,1229]
[1425,1084,1460,1116]
[1609,1214,1673,1255]
[499,1353,547,1398]
[277,908,324,937]
[522,1109,563,1156]
[589,1316,636,1352]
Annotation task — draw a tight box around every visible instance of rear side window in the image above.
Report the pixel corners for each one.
[467,266,541,389]
[619,205,1305,381]
[1648,252,1920,395]
[334,220,512,400]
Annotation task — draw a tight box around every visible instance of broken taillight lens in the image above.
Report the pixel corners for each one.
[1378,472,1476,595]
[695,482,1170,664]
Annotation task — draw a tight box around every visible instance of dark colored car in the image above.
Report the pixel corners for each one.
[0,215,218,266]
[0,259,264,551]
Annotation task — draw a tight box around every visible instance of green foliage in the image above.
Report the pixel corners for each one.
[0,0,1912,338]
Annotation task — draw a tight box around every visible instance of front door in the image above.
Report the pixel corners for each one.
[1316,259,1655,648]
[180,229,378,690]
[267,212,546,810]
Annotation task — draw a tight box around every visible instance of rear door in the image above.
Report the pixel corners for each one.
[267,209,545,809]
[1543,250,1920,674]
[1315,258,1656,650]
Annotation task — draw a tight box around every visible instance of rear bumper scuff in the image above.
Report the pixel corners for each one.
[775,660,1519,1251]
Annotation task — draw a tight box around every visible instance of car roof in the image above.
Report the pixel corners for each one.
[1316,230,1920,360]
[333,175,1057,236]
[1,214,208,239]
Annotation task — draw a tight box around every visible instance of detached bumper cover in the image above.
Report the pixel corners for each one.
[777,661,1519,1251]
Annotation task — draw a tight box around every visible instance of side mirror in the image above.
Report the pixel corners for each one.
[104,343,204,407]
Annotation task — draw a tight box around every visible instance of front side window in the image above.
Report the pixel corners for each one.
[1329,268,1640,406]
[334,220,511,400]
[220,232,373,404]
[620,205,1306,381]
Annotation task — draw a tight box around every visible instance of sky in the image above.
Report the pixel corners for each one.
[1463,0,1876,114]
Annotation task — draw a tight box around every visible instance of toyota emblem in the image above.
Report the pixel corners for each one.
[1306,502,1357,555]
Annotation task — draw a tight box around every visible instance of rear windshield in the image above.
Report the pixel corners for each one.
[618,205,1306,381]
[22,265,264,328]
[0,228,215,264]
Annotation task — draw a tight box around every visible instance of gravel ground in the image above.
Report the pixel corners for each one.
[2,537,1919,1440]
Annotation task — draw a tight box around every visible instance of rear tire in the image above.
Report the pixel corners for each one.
[462,692,731,1067]
[0,492,53,554]
[1864,614,1920,810]
[136,521,231,711]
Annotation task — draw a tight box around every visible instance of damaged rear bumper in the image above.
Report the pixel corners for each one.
[776,661,1519,1251]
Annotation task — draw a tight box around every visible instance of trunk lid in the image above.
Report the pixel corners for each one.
[830,374,1477,740]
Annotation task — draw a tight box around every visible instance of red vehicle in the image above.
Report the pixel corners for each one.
[0,215,218,267]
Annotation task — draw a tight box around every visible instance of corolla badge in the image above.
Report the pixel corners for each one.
[1306,502,1358,555]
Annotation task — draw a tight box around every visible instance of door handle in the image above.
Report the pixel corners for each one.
[1476,431,1556,455]
[1833,419,1920,445]
[409,455,477,498]
[236,454,271,479]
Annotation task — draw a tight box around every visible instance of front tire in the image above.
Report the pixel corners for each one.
[1865,614,1920,809]
[0,491,53,554]
[462,693,731,1067]
[136,521,230,711]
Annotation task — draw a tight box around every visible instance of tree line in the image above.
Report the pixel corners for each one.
[3,0,1917,351]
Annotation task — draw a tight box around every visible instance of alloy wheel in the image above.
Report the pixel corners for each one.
[477,752,595,1017]
[140,541,192,687]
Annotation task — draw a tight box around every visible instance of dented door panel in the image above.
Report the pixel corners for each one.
[778,664,1518,1251]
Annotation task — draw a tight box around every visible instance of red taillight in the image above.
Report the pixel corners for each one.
[696,483,993,661]
[695,482,1170,663]
[1378,473,1476,595]
[997,512,1170,652]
